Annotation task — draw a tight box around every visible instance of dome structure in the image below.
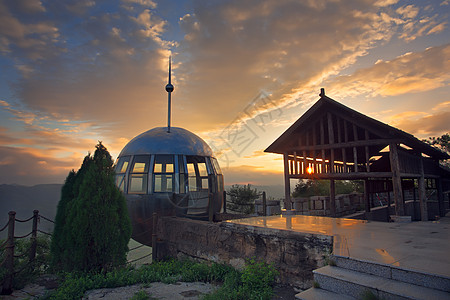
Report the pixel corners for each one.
[119,127,213,157]
[115,57,224,246]
[115,127,224,246]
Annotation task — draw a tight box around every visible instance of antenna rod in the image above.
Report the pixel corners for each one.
[165,56,174,133]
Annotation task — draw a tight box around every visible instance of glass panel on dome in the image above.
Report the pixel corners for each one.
[211,158,222,174]
[115,175,125,192]
[153,155,175,193]
[133,163,146,173]
[129,174,147,193]
[202,178,209,189]
[179,156,185,173]
[198,162,207,176]
[115,156,130,173]
[180,173,187,193]
[188,177,197,191]
[187,163,195,174]
[154,174,173,192]
[131,155,150,173]
[154,163,162,173]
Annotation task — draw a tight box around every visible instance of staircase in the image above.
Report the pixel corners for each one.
[296,255,450,300]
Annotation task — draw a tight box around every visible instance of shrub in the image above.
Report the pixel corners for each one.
[50,142,132,273]
[227,184,259,214]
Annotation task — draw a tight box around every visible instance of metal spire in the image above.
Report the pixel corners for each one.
[165,56,174,133]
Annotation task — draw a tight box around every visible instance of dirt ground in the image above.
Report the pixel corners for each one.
[1,281,300,300]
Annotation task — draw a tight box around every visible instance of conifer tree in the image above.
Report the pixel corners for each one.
[51,142,131,272]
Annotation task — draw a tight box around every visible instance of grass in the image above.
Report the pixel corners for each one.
[2,236,278,300]
[40,258,277,300]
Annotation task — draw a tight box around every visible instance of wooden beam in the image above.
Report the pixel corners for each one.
[288,171,393,180]
[286,138,396,152]
[283,152,292,210]
[389,143,405,216]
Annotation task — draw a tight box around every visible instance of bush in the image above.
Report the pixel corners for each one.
[227,184,259,214]
[51,142,131,273]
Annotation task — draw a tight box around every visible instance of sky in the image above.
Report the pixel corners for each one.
[0,0,449,187]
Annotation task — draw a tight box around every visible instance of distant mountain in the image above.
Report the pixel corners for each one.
[0,184,62,239]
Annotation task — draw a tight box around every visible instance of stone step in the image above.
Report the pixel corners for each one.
[332,255,450,292]
[295,287,356,300]
[314,265,450,300]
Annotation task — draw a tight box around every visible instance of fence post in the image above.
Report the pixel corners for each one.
[29,210,39,263]
[152,212,157,262]
[2,211,16,295]
[262,191,267,216]
[223,191,227,214]
[208,193,214,222]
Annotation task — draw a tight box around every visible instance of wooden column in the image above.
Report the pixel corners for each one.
[343,120,349,172]
[389,143,405,216]
[303,150,307,174]
[437,177,444,217]
[294,151,298,175]
[327,113,335,173]
[320,117,325,172]
[365,130,370,172]
[418,156,427,220]
[353,124,358,172]
[330,179,336,217]
[283,152,292,210]
[364,179,370,213]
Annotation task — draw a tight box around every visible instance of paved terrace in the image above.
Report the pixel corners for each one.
[226,213,450,278]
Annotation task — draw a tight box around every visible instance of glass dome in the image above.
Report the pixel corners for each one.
[115,127,224,246]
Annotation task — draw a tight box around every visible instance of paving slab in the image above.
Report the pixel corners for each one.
[226,214,450,278]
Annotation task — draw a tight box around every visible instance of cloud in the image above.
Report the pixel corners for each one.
[390,111,450,137]
[323,44,450,98]
[1,0,448,186]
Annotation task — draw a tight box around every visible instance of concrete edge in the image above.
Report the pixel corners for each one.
[332,255,450,292]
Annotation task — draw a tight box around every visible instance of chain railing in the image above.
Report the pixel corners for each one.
[0,210,156,295]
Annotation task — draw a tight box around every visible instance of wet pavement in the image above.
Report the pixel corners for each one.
[227,213,450,278]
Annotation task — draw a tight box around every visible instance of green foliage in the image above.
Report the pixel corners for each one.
[292,179,363,198]
[204,258,278,300]
[227,184,259,214]
[44,259,278,300]
[131,290,150,300]
[51,142,132,273]
[0,235,51,290]
[424,133,450,168]
[361,289,382,300]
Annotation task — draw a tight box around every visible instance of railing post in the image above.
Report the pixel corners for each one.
[152,212,157,262]
[29,210,39,263]
[262,191,267,216]
[208,193,214,222]
[2,211,16,295]
[223,191,227,213]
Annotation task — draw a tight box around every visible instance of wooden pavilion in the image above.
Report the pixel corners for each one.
[265,89,450,221]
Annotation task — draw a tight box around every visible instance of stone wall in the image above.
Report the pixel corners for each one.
[155,217,333,289]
